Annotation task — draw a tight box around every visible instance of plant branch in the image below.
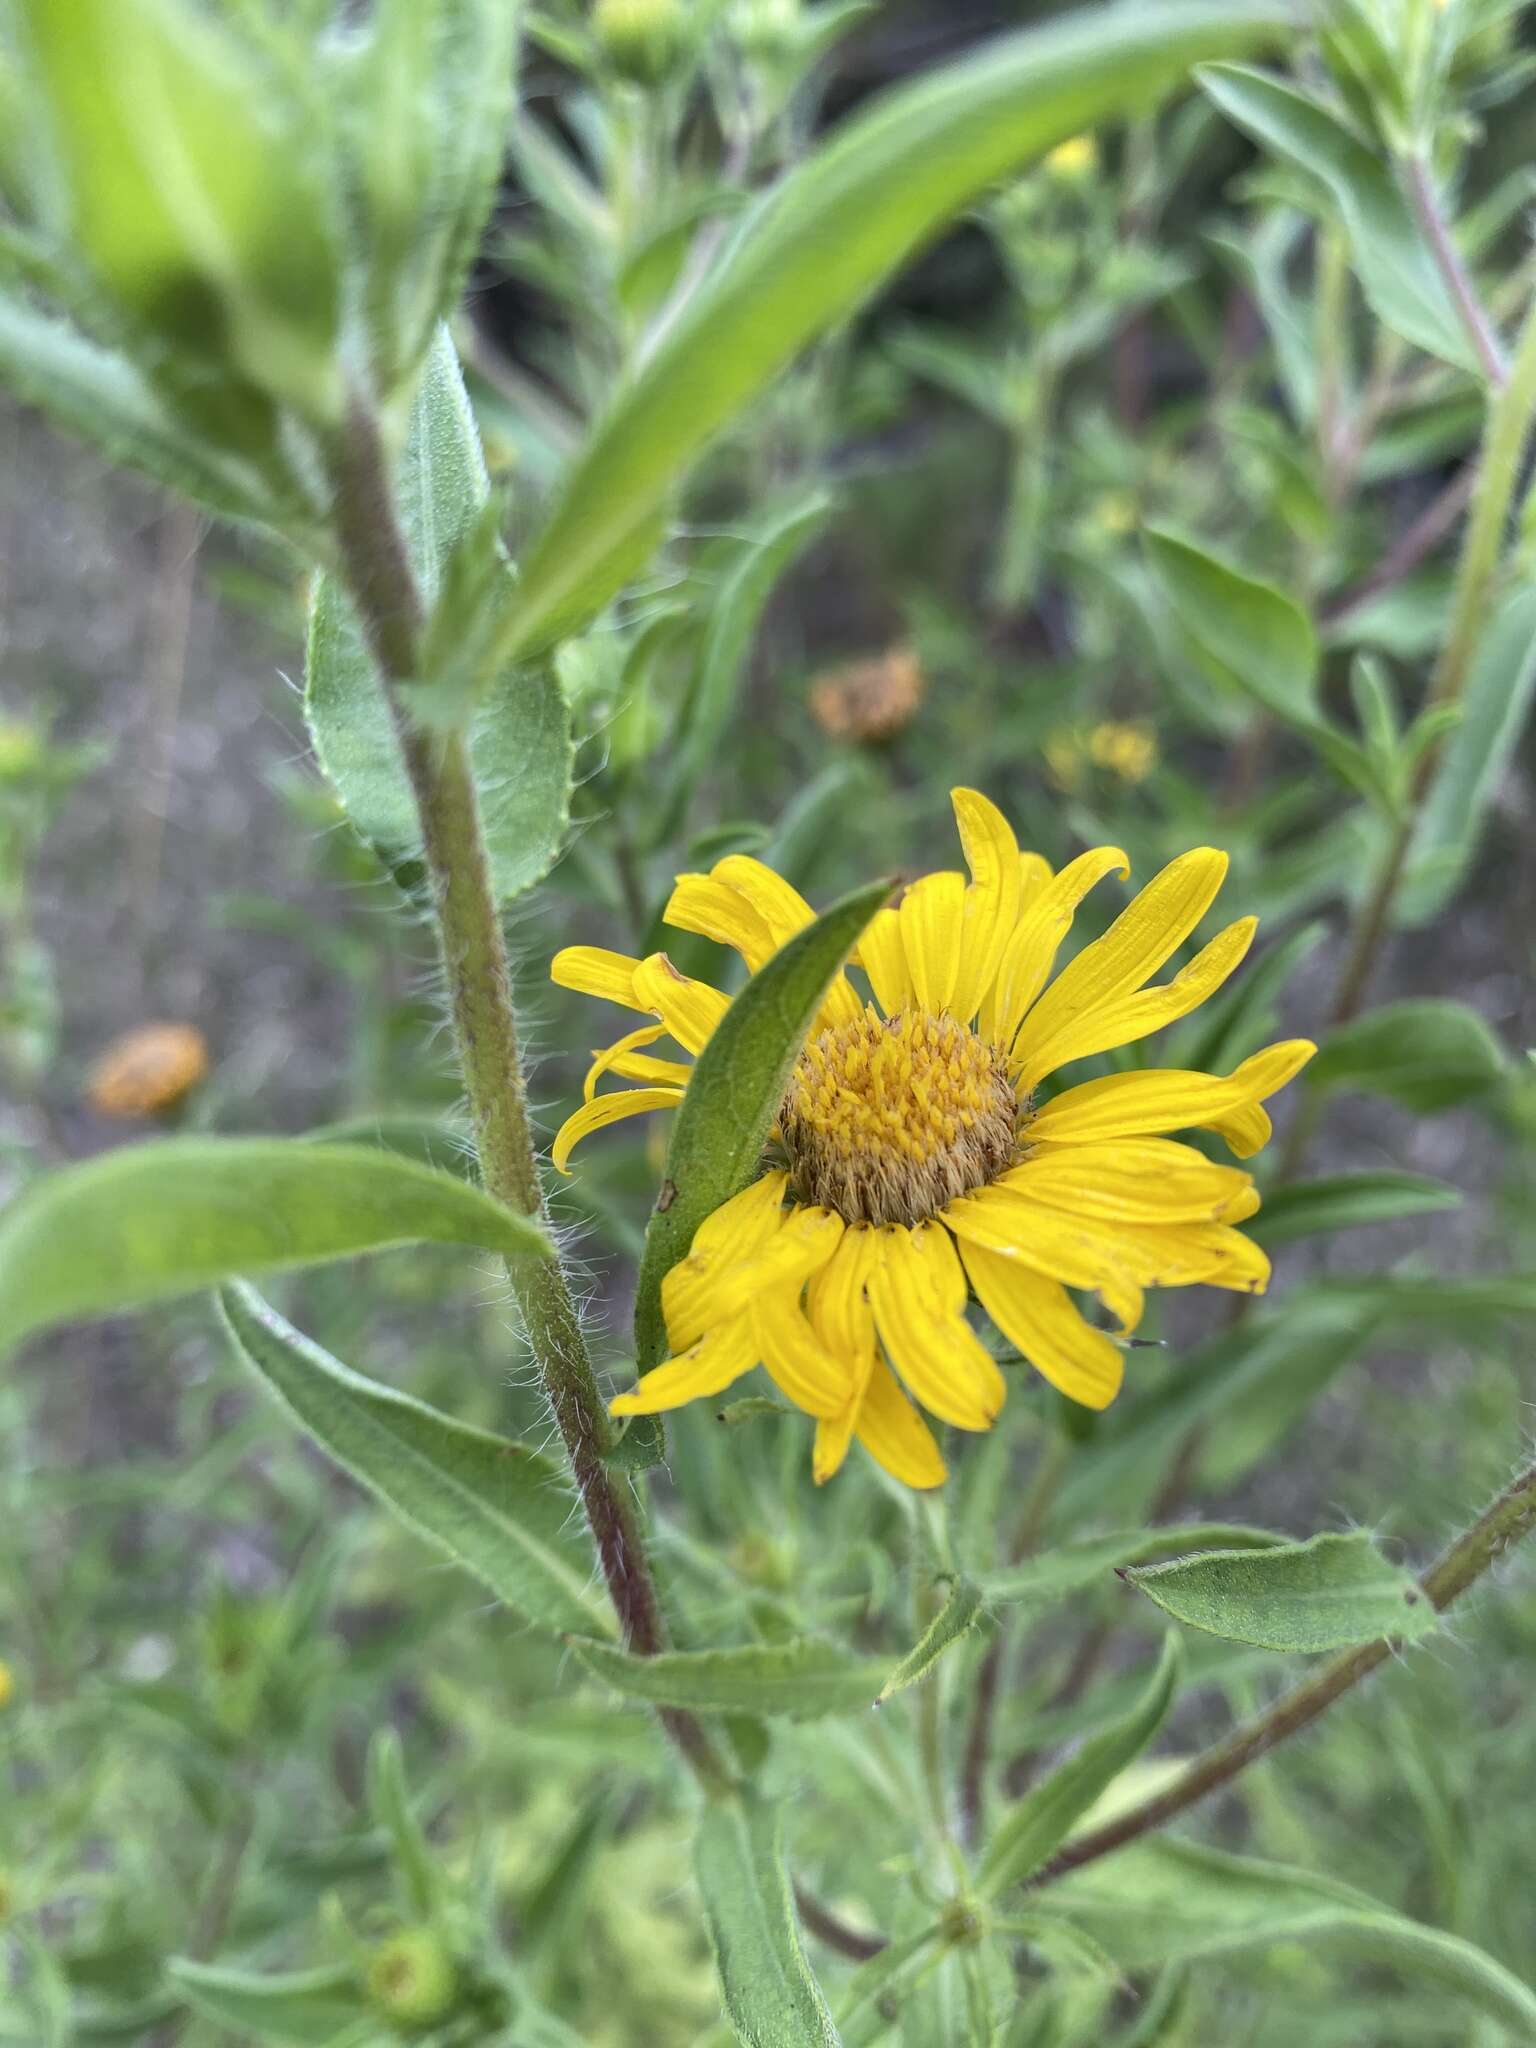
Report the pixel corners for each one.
[793,1882,888,1963]
[325,387,722,1788]
[1401,154,1508,390]
[1028,1457,1536,1890]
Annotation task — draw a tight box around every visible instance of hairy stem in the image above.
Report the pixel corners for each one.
[326,389,721,1786]
[1401,155,1507,389]
[1029,1458,1536,1889]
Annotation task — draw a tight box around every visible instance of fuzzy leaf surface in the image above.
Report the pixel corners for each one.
[219,1283,610,1639]
[0,1139,548,1357]
[1123,1530,1436,1652]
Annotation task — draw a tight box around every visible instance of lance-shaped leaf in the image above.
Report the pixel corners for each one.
[219,1283,611,1639]
[1122,1529,1436,1652]
[631,877,892,1374]
[1197,64,1481,375]
[1146,527,1318,724]
[1399,584,1536,925]
[568,1635,887,1720]
[164,1960,361,2048]
[978,1634,1183,1898]
[1248,1171,1460,1248]
[0,1139,548,1359]
[877,1576,987,1703]
[1050,1839,1536,2036]
[695,1792,843,2048]
[306,327,572,903]
[984,1525,1287,1608]
[494,1,1290,660]
[1306,999,1508,1111]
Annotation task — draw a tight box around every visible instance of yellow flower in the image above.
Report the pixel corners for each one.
[1087,720,1157,785]
[0,1660,12,1709]
[551,791,1312,1490]
[1045,134,1098,178]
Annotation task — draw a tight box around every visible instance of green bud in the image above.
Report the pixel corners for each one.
[593,0,691,86]
[366,1928,458,2031]
[15,0,342,425]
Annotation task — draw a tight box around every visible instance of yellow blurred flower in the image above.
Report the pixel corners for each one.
[87,1022,210,1118]
[808,646,924,744]
[1043,728,1084,792]
[0,1659,12,1709]
[550,789,1312,1487]
[1045,134,1098,178]
[1088,720,1158,784]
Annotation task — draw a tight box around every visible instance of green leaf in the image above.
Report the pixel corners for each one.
[0,292,313,536]
[164,1960,361,2047]
[568,1636,886,1719]
[1123,1530,1436,1653]
[1399,584,1536,924]
[984,1526,1288,1609]
[1306,999,1508,1111]
[16,0,341,419]
[366,1728,441,1921]
[218,1283,611,1639]
[306,327,572,903]
[1051,1839,1536,2037]
[302,1112,479,1183]
[654,491,833,841]
[0,1138,548,1359]
[496,2,1290,658]
[978,1635,1183,1898]
[1146,527,1318,723]
[1197,65,1480,375]
[694,1791,842,2048]
[1249,1171,1461,1248]
[631,877,891,1375]
[877,1576,987,1703]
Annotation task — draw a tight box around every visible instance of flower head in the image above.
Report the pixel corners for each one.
[808,647,924,744]
[552,791,1312,1489]
[87,1022,209,1118]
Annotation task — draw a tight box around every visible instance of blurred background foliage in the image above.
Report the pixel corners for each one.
[2,0,1536,2042]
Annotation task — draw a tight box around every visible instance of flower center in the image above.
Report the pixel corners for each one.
[781,1006,1019,1227]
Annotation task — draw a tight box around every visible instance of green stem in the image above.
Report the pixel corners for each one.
[1028,1457,1536,1890]
[325,389,722,1788]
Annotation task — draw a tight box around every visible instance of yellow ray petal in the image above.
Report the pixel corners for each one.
[1009,847,1228,1080]
[807,1222,880,1356]
[949,789,1024,1024]
[552,1086,682,1174]
[853,1357,947,1489]
[664,874,777,971]
[1026,1039,1315,1155]
[552,945,644,1007]
[666,1203,843,1350]
[583,1022,688,1102]
[979,846,1130,1050]
[711,854,817,943]
[1042,1215,1271,1292]
[959,1239,1124,1409]
[858,905,911,1017]
[941,1188,1142,1332]
[663,1173,791,1349]
[869,1222,1006,1431]
[609,1316,757,1415]
[631,953,732,1056]
[1002,1138,1257,1224]
[752,1287,852,1419]
[899,869,967,1017]
[1016,916,1257,1086]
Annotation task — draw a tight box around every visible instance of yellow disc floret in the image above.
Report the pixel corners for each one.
[782,1006,1017,1227]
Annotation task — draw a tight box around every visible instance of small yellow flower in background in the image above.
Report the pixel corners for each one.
[551,790,1312,1489]
[808,646,924,744]
[0,1659,13,1709]
[1045,133,1098,179]
[87,1022,210,1119]
[1088,720,1157,785]
[0,722,42,780]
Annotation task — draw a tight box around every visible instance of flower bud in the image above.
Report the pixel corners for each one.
[366,1928,458,2030]
[87,1023,210,1119]
[593,0,691,86]
[808,647,924,745]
